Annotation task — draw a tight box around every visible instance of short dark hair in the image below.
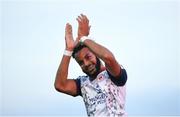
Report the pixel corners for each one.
[72,44,87,58]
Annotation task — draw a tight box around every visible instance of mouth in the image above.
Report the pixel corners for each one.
[87,65,96,74]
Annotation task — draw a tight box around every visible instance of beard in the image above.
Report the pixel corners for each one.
[83,57,101,79]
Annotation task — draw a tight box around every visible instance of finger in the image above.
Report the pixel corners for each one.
[80,14,84,18]
[82,14,89,24]
[86,17,89,24]
[66,23,71,28]
[66,23,72,32]
[80,14,86,21]
[77,16,83,25]
[65,23,69,29]
[65,23,69,33]
[80,14,88,24]
[65,23,73,38]
[78,15,83,22]
[76,18,81,24]
[82,14,88,21]
[66,23,71,26]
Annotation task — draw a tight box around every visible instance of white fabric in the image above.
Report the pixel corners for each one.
[80,36,88,43]
[78,70,127,117]
[63,50,73,56]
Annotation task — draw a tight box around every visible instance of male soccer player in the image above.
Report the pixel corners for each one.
[55,14,127,116]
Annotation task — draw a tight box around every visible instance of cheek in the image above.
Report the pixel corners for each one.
[80,66,85,70]
[91,57,97,65]
[80,64,87,71]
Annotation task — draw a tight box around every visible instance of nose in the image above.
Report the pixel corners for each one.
[84,60,90,67]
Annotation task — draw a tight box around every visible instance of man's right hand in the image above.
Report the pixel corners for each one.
[65,23,76,51]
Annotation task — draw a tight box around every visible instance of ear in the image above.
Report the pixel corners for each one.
[74,52,80,61]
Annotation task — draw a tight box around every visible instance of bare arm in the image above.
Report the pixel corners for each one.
[76,14,121,77]
[83,39,121,77]
[54,23,79,96]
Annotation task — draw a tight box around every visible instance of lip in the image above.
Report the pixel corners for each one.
[88,65,94,71]
[89,68,94,73]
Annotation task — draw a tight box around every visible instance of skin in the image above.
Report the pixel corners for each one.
[74,47,105,80]
[55,14,121,96]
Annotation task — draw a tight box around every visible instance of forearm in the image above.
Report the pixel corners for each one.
[76,14,121,78]
[83,39,115,63]
[55,55,71,87]
[83,39,121,77]
[54,23,80,96]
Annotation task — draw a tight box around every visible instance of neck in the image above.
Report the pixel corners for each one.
[100,64,106,73]
[89,64,105,81]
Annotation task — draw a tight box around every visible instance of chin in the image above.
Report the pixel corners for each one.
[90,69,97,74]
[89,70,99,77]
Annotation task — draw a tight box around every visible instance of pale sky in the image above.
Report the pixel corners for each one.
[1,0,180,116]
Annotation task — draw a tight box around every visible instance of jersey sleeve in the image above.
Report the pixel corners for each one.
[74,77,82,96]
[107,68,127,86]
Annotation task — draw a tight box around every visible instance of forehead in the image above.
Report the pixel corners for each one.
[75,47,91,60]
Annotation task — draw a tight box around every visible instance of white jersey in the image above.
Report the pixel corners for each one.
[76,69,127,116]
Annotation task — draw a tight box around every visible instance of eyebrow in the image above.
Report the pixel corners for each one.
[85,52,90,58]
[77,52,90,63]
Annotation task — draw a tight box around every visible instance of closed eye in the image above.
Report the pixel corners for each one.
[85,53,92,60]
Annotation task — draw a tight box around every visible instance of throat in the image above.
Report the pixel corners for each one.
[100,66,106,72]
[89,65,106,81]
